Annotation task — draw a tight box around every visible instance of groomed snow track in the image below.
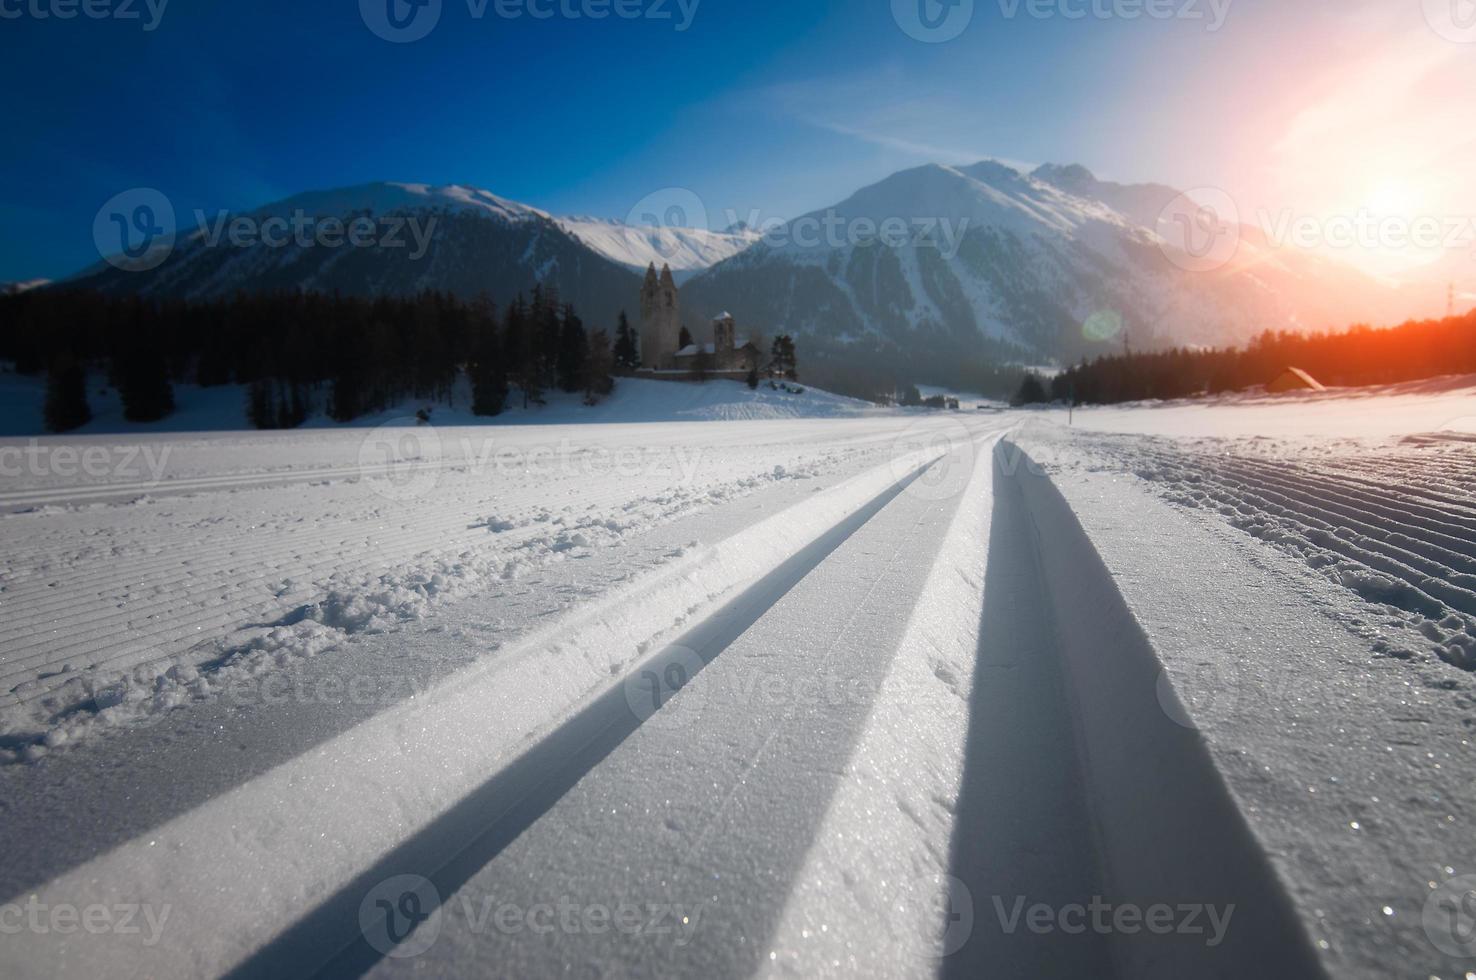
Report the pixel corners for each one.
[1119,434,1476,670]
[1,423,1328,979]
[978,439,1326,980]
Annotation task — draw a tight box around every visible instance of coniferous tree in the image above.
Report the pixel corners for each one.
[504,296,545,408]
[247,379,277,428]
[557,306,588,393]
[770,335,798,381]
[1012,372,1049,406]
[583,328,615,405]
[43,356,91,433]
[285,383,310,427]
[745,365,759,389]
[471,304,508,417]
[613,311,639,371]
[115,331,175,423]
[678,326,693,349]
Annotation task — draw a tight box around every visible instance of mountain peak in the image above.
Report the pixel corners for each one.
[958,159,1028,186]
[250,181,549,225]
[1031,163,1098,185]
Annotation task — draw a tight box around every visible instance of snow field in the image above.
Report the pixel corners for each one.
[1122,434,1476,671]
[0,430,974,980]
[1012,389,1476,978]
[0,415,896,760]
[352,431,1001,978]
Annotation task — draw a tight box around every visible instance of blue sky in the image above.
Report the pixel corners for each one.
[3,0,1470,280]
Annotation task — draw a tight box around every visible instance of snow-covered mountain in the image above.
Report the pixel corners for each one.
[680,161,1429,375]
[61,169,1449,386]
[2,279,50,295]
[554,216,758,281]
[69,182,644,328]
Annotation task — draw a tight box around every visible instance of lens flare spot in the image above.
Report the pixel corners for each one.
[1083,309,1124,343]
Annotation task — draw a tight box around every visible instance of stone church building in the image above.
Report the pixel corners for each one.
[638,263,764,379]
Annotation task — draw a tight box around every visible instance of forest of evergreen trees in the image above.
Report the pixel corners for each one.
[0,286,626,432]
[1021,311,1476,405]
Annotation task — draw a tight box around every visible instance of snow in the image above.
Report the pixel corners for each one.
[555,216,759,280]
[3,376,1475,978]
[239,182,547,227]
[0,372,878,437]
[1007,375,1476,977]
[0,420,962,978]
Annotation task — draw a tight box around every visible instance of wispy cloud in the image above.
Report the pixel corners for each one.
[746,70,1024,168]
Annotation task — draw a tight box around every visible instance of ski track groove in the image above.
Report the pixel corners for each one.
[0,440,892,729]
[1111,436,1476,669]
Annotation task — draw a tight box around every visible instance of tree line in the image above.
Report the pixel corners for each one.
[0,286,628,432]
[1016,311,1476,405]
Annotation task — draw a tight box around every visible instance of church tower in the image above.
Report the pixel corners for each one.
[639,262,680,369]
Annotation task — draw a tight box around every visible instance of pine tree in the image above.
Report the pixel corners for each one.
[770,335,798,381]
[678,326,693,349]
[557,306,588,393]
[1012,372,1049,406]
[116,331,175,423]
[613,311,639,371]
[43,356,91,433]
[247,379,277,428]
[583,328,615,405]
[745,365,759,389]
[471,306,508,417]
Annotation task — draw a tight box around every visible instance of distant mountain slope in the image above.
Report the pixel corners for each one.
[68,182,644,329]
[680,162,1426,384]
[555,216,758,281]
[56,169,1452,393]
